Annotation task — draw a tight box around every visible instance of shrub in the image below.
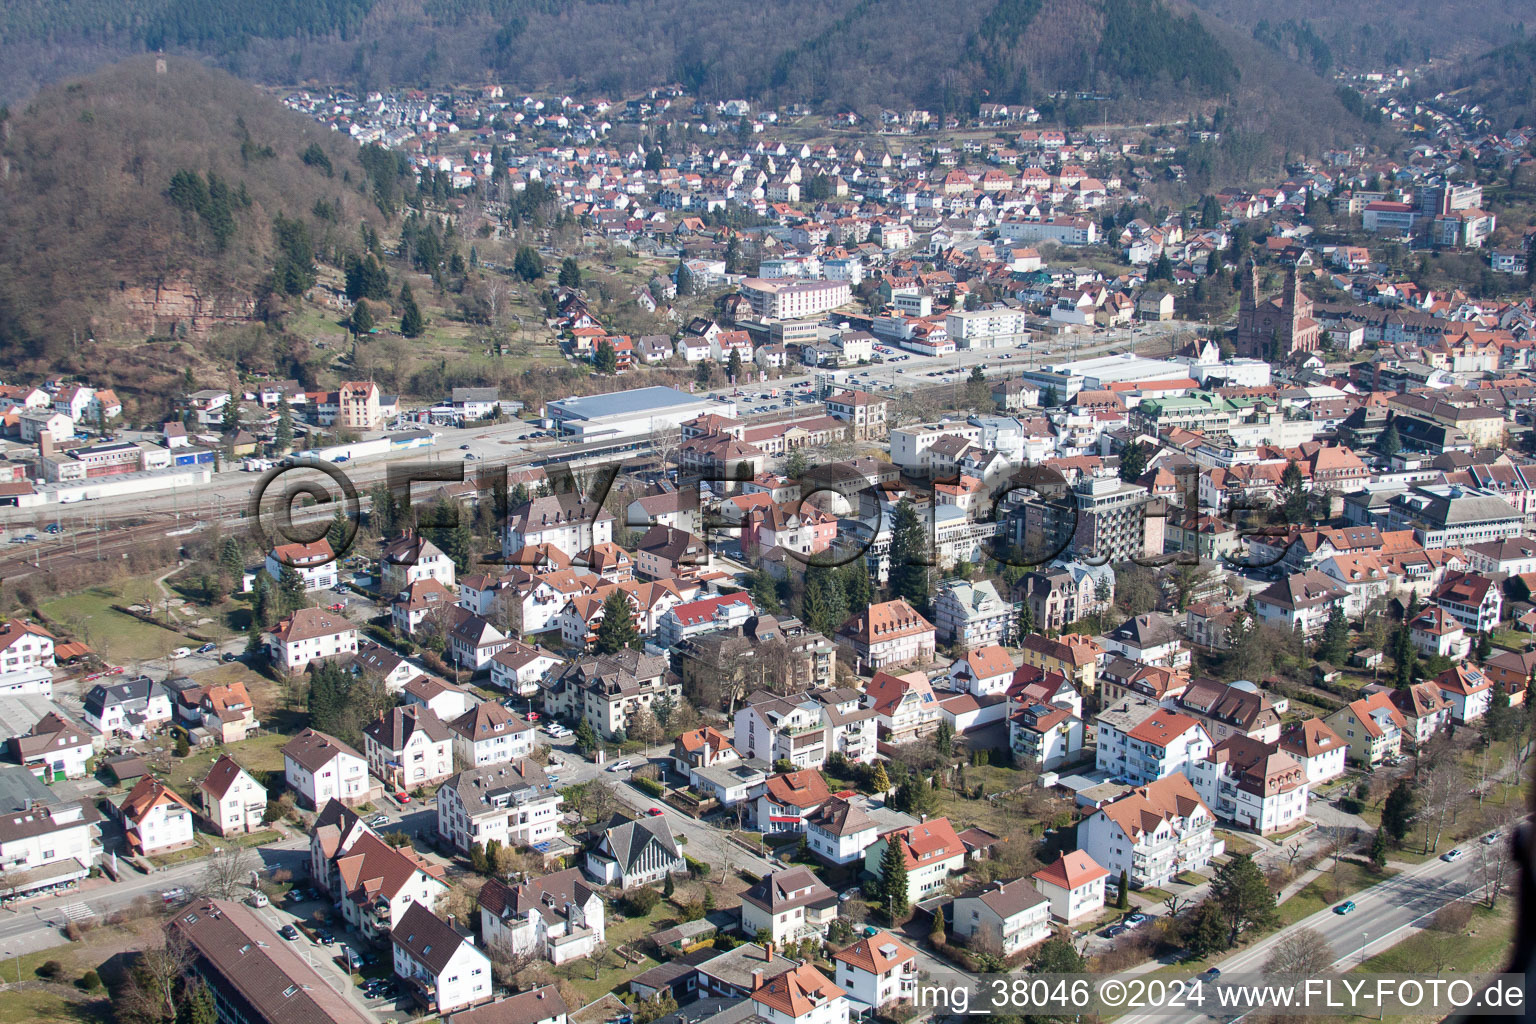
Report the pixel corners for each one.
[621,887,661,916]
[1338,796,1365,814]
[78,970,101,992]
[684,855,711,879]
[633,777,664,798]
[37,960,63,979]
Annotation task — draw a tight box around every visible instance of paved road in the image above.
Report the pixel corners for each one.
[1114,850,1486,1024]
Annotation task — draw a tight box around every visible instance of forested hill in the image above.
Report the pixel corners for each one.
[4,0,1342,125]
[1414,33,1536,131]
[0,58,396,381]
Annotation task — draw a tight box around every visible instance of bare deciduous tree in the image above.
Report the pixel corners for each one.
[198,844,256,901]
[1264,927,1336,977]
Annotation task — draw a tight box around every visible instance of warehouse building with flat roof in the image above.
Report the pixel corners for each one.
[546,387,732,442]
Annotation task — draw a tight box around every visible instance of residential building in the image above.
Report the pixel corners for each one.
[862,670,942,744]
[1031,851,1109,923]
[0,620,55,672]
[1253,571,1347,637]
[364,706,455,790]
[1433,664,1494,723]
[832,930,918,1013]
[948,645,1017,697]
[82,676,172,738]
[749,962,848,1024]
[949,878,1052,956]
[551,650,678,741]
[739,866,839,944]
[382,531,458,595]
[328,830,448,940]
[729,684,861,768]
[757,769,832,833]
[283,728,371,809]
[449,702,537,768]
[436,761,561,854]
[1173,679,1282,744]
[9,712,92,780]
[740,278,852,319]
[264,538,338,591]
[196,755,267,837]
[263,609,359,674]
[478,869,605,966]
[835,599,936,672]
[1009,702,1084,770]
[1018,633,1099,693]
[1325,692,1405,765]
[0,800,99,893]
[1276,719,1347,785]
[1108,708,1211,786]
[1431,571,1502,635]
[1387,682,1454,747]
[806,797,880,867]
[1078,774,1219,889]
[1103,613,1189,670]
[863,818,966,905]
[503,494,617,560]
[1190,736,1309,835]
[931,580,1011,651]
[445,987,569,1024]
[119,775,196,855]
[392,903,493,1015]
[169,899,375,1024]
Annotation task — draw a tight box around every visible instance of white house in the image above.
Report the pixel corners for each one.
[1104,708,1211,785]
[283,728,371,809]
[1433,664,1494,723]
[263,608,359,674]
[1009,703,1084,770]
[265,539,338,591]
[477,869,605,966]
[449,703,537,768]
[1031,851,1108,923]
[392,903,493,1015]
[1276,719,1347,786]
[489,642,564,697]
[949,878,1052,956]
[1190,736,1310,836]
[806,797,880,866]
[119,775,196,856]
[749,963,848,1024]
[9,712,93,780]
[739,866,838,944]
[863,818,966,905]
[196,755,268,836]
[1077,773,1219,889]
[381,531,458,595]
[364,706,455,791]
[0,620,55,673]
[947,645,1016,697]
[832,931,917,1013]
[0,801,98,893]
[436,761,561,854]
[82,677,172,738]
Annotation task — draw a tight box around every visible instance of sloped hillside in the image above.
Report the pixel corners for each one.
[0,57,388,378]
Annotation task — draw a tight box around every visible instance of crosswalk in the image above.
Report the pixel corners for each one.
[59,903,93,922]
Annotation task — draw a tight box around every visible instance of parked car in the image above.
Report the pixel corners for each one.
[170,647,192,659]
[246,890,269,908]
[647,807,665,816]
[607,759,632,772]
[316,930,336,946]
[279,924,300,940]
[1126,912,1147,925]
[369,815,391,828]
[160,887,187,904]
[222,652,238,662]
[197,642,216,653]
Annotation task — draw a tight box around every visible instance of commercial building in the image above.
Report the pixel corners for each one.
[546,386,728,443]
[945,307,1029,349]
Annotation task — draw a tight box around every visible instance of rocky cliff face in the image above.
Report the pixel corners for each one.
[107,279,257,339]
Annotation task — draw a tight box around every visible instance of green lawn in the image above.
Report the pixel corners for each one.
[1353,902,1512,974]
[146,828,283,867]
[1277,860,1396,926]
[157,731,294,799]
[1176,871,1208,885]
[1216,830,1259,857]
[42,586,189,664]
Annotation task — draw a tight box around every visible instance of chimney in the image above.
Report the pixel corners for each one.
[763,941,774,960]
[751,969,765,991]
